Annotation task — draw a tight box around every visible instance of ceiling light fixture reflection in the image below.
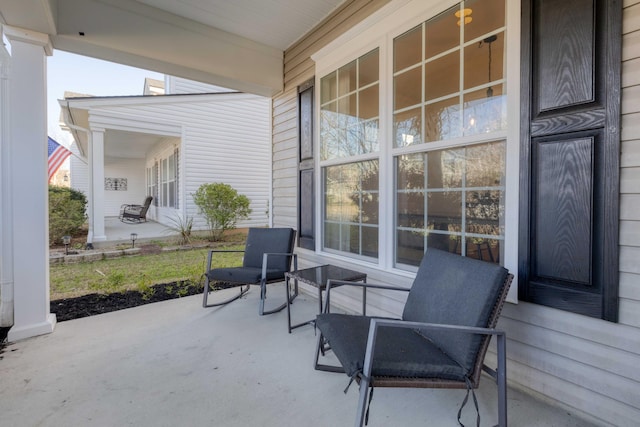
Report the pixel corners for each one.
[455,8,472,26]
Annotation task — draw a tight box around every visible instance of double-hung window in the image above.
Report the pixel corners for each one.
[394,0,506,268]
[320,49,380,259]
[317,0,508,269]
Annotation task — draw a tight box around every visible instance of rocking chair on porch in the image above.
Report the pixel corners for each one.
[202,227,297,315]
[315,249,513,427]
[119,196,153,223]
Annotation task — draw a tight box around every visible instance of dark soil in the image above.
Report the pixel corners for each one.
[50,281,205,322]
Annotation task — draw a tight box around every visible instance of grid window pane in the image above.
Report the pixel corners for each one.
[359,85,379,119]
[394,108,422,148]
[397,153,425,189]
[426,148,464,189]
[424,51,459,101]
[463,0,506,43]
[393,0,506,148]
[321,48,380,161]
[424,96,461,142]
[321,71,337,104]
[425,5,460,58]
[395,141,505,267]
[359,50,379,87]
[394,26,422,72]
[464,34,504,89]
[394,67,422,110]
[397,192,425,228]
[396,229,425,266]
[323,160,379,258]
[338,60,358,97]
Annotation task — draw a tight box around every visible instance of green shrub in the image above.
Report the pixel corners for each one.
[49,185,87,247]
[192,183,251,241]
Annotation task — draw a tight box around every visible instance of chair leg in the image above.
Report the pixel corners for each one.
[258,279,289,316]
[202,277,250,308]
[355,377,370,427]
[314,332,344,373]
[496,333,508,427]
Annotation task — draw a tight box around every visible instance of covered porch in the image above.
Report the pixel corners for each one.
[0,289,593,427]
[98,216,178,247]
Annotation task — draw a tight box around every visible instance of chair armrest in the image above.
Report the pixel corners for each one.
[206,249,246,271]
[368,318,504,336]
[324,280,410,314]
[362,318,507,381]
[261,252,298,278]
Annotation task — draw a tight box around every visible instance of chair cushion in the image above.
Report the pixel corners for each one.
[316,313,467,381]
[242,228,294,271]
[402,249,508,375]
[206,267,284,284]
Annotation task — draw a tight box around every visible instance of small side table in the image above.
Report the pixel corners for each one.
[285,264,367,333]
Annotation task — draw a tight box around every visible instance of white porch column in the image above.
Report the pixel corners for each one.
[4,26,56,341]
[0,33,13,330]
[87,127,106,243]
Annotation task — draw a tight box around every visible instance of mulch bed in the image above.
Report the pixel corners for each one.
[50,281,205,322]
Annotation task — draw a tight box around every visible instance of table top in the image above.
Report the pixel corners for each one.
[286,264,366,288]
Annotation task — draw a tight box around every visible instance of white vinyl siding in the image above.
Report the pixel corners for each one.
[103,158,146,217]
[69,142,88,195]
[165,76,232,95]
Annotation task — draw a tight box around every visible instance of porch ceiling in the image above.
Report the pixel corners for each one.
[60,101,168,160]
[0,0,345,96]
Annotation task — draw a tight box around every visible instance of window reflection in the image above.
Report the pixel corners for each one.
[393,0,506,148]
[395,141,505,266]
[321,48,380,160]
[324,160,379,258]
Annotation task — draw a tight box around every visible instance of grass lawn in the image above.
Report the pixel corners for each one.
[50,244,244,300]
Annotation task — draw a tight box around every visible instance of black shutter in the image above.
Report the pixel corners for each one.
[298,79,315,250]
[519,0,621,321]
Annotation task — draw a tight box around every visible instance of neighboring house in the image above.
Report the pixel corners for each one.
[0,1,639,426]
[61,76,271,243]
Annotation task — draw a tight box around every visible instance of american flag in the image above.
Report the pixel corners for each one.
[47,137,72,181]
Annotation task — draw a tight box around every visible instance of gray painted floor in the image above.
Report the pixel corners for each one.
[0,287,597,427]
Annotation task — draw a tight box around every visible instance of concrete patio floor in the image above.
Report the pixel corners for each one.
[0,287,596,427]
[99,216,178,247]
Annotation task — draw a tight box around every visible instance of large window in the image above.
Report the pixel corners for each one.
[320,49,380,259]
[317,0,507,267]
[393,0,506,268]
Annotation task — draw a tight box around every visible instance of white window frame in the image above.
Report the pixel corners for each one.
[319,47,382,261]
[152,148,178,209]
[312,0,520,299]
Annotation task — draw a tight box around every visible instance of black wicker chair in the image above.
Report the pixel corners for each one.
[315,249,512,427]
[202,227,297,315]
[119,196,153,223]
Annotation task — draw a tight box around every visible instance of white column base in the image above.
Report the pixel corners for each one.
[7,313,56,342]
